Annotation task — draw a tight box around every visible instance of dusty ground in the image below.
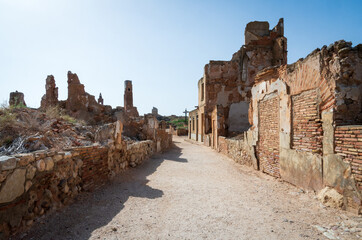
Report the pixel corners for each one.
[14,136,361,240]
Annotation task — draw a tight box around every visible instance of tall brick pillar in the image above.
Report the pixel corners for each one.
[124,80,133,110]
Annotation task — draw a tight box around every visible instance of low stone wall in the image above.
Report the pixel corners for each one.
[0,134,170,237]
[218,136,253,166]
[156,129,172,153]
[175,129,188,136]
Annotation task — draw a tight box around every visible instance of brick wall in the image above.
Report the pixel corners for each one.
[291,89,323,154]
[335,125,362,190]
[257,94,280,177]
[75,146,109,191]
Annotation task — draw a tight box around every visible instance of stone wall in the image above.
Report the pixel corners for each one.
[335,126,362,191]
[0,121,172,237]
[218,136,253,167]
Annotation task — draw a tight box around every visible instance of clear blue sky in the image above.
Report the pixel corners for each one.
[0,0,361,116]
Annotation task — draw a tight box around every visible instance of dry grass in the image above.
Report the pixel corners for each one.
[0,106,16,131]
[44,105,85,125]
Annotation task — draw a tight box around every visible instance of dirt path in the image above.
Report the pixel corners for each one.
[14,136,361,240]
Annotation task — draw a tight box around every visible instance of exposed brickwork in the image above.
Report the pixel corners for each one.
[76,146,109,191]
[335,126,362,190]
[291,89,323,154]
[257,95,280,177]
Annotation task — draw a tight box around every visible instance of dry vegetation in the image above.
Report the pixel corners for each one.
[0,105,96,155]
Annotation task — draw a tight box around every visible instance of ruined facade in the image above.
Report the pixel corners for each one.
[9,91,26,107]
[190,18,287,146]
[247,41,362,212]
[189,19,362,213]
[40,75,58,109]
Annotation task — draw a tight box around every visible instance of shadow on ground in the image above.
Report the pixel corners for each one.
[12,143,186,240]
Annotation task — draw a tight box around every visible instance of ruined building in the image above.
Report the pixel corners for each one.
[40,71,114,124]
[247,41,362,212]
[189,18,287,144]
[190,19,362,213]
[98,93,104,105]
[40,75,58,109]
[124,80,139,118]
[9,91,26,107]
[152,107,158,116]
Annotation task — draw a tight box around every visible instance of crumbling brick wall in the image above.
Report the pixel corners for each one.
[74,146,109,191]
[256,94,280,177]
[292,89,323,154]
[195,19,287,140]
[247,40,362,213]
[335,126,362,191]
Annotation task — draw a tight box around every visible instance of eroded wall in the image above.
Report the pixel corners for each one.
[193,18,287,140]
[0,120,172,237]
[246,40,362,213]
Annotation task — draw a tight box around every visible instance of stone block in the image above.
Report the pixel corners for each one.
[0,169,26,203]
[44,157,54,171]
[0,156,17,171]
[26,165,36,180]
[53,154,63,162]
[36,160,45,172]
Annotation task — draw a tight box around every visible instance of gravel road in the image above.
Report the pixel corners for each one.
[14,136,361,240]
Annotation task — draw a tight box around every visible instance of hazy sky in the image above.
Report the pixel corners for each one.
[0,0,361,116]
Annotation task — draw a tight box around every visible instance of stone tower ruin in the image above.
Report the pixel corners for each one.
[124,80,139,117]
[124,80,134,110]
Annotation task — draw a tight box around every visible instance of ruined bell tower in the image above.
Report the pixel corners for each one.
[124,80,133,110]
[123,80,139,117]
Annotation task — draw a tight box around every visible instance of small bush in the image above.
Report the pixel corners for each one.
[45,105,62,119]
[0,108,16,131]
[61,114,78,124]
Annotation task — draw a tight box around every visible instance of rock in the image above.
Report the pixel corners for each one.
[26,220,33,226]
[62,184,69,193]
[25,180,32,192]
[26,165,37,179]
[317,187,344,209]
[53,154,63,162]
[15,154,35,166]
[0,169,26,203]
[323,230,337,239]
[44,157,54,171]
[36,160,46,171]
[0,156,17,171]
[338,47,351,58]
[0,173,6,183]
[314,225,327,232]
[63,152,72,159]
[76,159,83,168]
[34,150,47,160]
